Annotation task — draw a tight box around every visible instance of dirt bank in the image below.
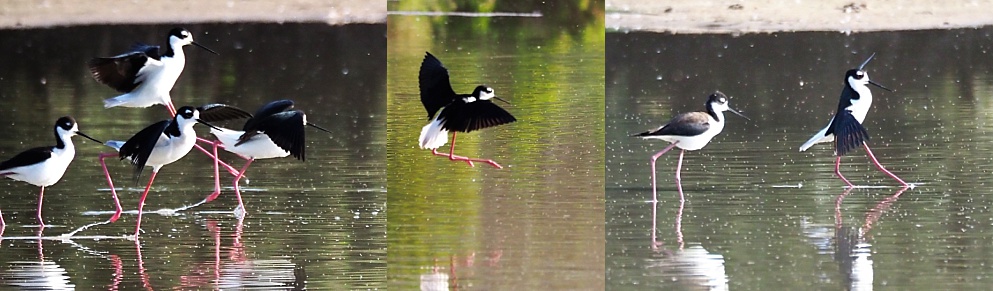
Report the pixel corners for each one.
[0,0,385,29]
[607,0,993,34]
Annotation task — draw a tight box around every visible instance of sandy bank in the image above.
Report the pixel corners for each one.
[0,0,385,29]
[607,0,993,34]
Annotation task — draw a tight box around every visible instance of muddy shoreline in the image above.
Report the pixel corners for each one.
[0,1,385,29]
[607,1,993,34]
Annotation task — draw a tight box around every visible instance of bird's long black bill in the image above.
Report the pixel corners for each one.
[492,96,511,105]
[76,131,103,144]
[196,119,222,130]
[869,80,893,92]
[307,123,333,134]
[192,41,219,55]
[858,52,876,70]
[729,108,751,121]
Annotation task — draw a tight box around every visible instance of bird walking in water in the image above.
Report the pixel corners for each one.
[88,27,217,116]
[633,92,748,203]
[799,53,909,187]
[0,117,101,227]
[88,27,245,182]
[98,106,223,238]
[417,52,517,169]
[205,100,333,216]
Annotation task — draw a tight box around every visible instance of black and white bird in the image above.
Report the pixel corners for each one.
[88,27,217,116]
[204,100,332,215]
[633,92,748,203]
[417,52,516,169]
[97,106,224,237]
[0,116,101,227]
[798,53,908,187]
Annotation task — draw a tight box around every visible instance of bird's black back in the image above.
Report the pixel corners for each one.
[419,52,458,120]
[0,146,54,172]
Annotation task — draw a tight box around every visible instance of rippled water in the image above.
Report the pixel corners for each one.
[0,23,385,289]
[387,1,606,289]
[607,28,993,290]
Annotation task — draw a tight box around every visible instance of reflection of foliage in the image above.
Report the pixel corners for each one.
[390,0,604,43]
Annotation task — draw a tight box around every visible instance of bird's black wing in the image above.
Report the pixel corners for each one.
[87,44,161,93]
[830,110,869,156]
[242,100,295,132]
[439,100,517,133]
[0,146,54,172]
[419,52,458,119]
[119,120,170,184]
[632,112,711,138]
[238,111,306,161]
[198,103,253,123]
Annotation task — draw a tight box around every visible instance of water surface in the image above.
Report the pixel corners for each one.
[0,23,385,289]
[607,28,993,290]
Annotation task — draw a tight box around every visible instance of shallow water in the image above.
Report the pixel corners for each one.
[0,23,385,289]
[386,1,606,289]
[606,28,993,290]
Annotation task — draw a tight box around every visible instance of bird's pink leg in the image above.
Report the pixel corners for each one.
[36,186,45,227]
[649,142,678,204]
[134,171,159,239]
[206,141,223,202]
[232,159,254,217]
[863,144,909,186]
[834,156,854,187]
[443,132,503,169]
[166,101,177,117]
[675,149,686,203]
[195,138,242,178]
[99,153,123,222]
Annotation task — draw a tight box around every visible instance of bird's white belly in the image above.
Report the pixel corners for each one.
[656,131,719,151]
[211,128,289,159]
[3,148,74,187]
[145,133,196,168]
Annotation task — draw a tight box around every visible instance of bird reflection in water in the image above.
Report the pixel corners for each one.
[833,186,909,291]
[648,189,729,290]
[176,218,305,289]
[0,232,75,289]
[419,250,503,291]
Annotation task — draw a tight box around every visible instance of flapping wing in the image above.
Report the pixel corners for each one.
[830,110,869,156]
[439,100,517,133]
[199,103,253,123]
[119,120,170,184]
[87,44,162,93]
[242,100,295,132]
[238,110,306,160]
[419,52,457,119]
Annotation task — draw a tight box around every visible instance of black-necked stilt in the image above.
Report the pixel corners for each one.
[88,27,217,116]
[633,91,748,203]
[97,106,221,237]
[798,53,908,187]
[0,116,101,227]
[417,52,517,169]
[204,100,332,215]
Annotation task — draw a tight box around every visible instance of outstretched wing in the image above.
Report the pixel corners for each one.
[830,110,869,156]
[199,103,253,123]
[119,120,170,184]
[439,100,517,133]
[87,44,161,93]
[238,110,306,161]
[242,100,295,132]
[419,52,457,119]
